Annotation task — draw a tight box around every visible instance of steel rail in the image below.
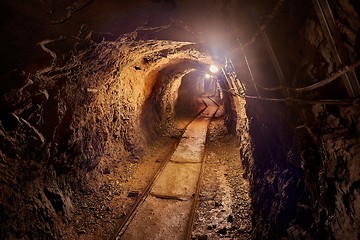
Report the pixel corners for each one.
[109,102,209,240]
[185,97,220,240]
[110,140,179,240]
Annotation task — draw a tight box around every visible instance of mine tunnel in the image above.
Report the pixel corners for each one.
[1,0,360,239]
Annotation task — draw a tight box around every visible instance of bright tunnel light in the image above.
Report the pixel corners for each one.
[205,73,211,78]
[209,65,218,73]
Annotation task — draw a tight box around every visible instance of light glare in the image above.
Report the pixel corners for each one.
[205,73,210,78]
[210,65,218,73]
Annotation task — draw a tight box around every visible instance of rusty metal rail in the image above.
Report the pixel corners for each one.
[109,102,209,240]
[109,136,178,240]
[185,97,219,240]
[110,98,219,240]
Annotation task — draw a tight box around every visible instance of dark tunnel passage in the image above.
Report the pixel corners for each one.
[175,71,213,118]
[1,0,360,239]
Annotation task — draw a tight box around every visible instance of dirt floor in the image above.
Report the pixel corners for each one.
[191,111,252,239]
[63,135,180,240]
[63,103,252,240]
[119,97,217,240]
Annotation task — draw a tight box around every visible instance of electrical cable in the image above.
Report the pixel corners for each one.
[219,87,359,105]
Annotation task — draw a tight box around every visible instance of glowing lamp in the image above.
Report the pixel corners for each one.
[205,73,211,78]
[210,65,218,73]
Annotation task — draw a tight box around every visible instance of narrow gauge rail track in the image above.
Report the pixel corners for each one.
[185,96,219,240]
[109,97,219,240]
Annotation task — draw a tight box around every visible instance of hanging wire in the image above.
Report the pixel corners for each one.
[289,60,360,92]
[221,57,360,105]
[240,60,360,93]
[244,95,360,105]
[243,60,360,92]
[241,0,285,48]
[220,86,360,105]
[225,0,360,104]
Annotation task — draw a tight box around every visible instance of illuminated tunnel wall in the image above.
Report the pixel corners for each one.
[1,0,360,239]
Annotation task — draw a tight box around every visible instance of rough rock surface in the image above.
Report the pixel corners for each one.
[0,26,209,239]
[1,0,360,239]
[238,0,360,239]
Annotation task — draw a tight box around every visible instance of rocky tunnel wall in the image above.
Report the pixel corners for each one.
[238,0,360,239]
[2,0,360,239]
[175,71,206,118]
[141,60,208,140]
[0,29,210,238]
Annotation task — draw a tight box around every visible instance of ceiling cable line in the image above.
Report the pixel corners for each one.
[220,64,360,105]
[249,60,360,92]
[244,95,360,105]
[289,60,360,92]
[225,49,360,93]
[223,49,360,106]
[220,87,360,105]
[235,0,360,99]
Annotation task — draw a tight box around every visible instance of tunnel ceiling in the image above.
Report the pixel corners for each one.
[0,0,258,75]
